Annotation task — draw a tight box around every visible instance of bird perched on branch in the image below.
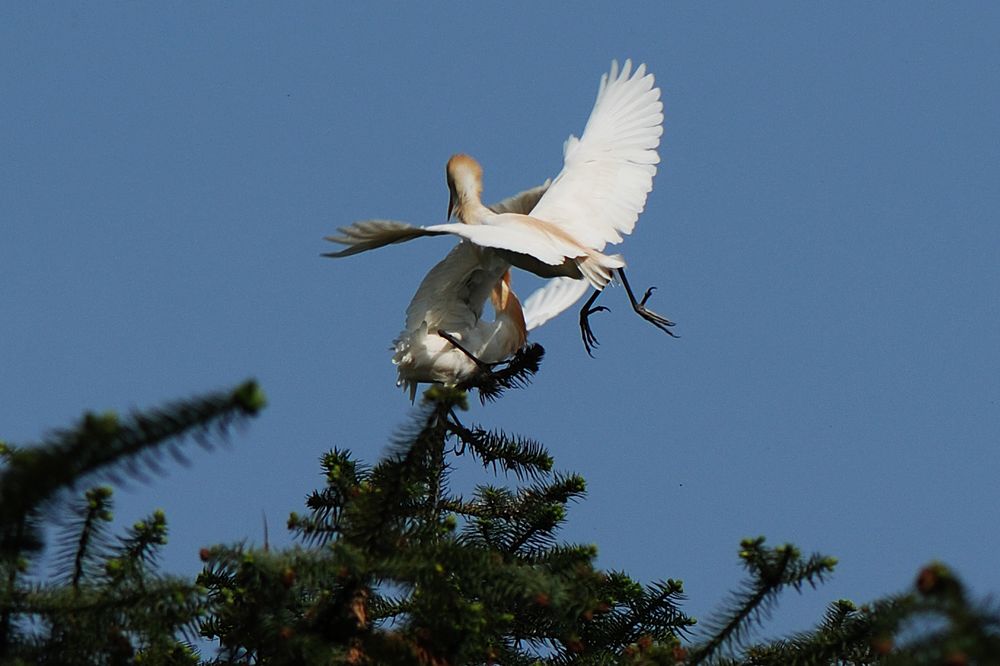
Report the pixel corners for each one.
[391,189,593,400]
[326,59,676,364]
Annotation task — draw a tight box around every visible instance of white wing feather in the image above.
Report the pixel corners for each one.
[328,217,610,268]
[422,217,592,266]
[522,277,591,331]
[325,183,550,257]
[401,242,506,333]
[528,59,663,251]
[323,220,445,257]
[327,60,659,323]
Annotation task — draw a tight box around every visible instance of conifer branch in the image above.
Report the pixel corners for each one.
[0,380,265,549]
[16,577,206,654]
[346,394,456,549]
[0,518,27,653]
[58,487,114,592]
[613,579,694,641]
[689,538,836,664]
[445,419,553,481]
[458,343,545,403]
[105,509,169,592]
[734,599,878,664]
[505,475,586,555]
[289,449,367,546]
[7,358,1000,662]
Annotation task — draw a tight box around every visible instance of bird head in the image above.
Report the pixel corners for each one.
[446,154,484,221]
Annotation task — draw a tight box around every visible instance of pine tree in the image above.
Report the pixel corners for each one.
[0,361,998,664]
[0,381,265,663]
[198,348,697,664]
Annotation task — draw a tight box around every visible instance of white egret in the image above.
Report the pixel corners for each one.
[326,59,675,354]
[391,243,522,400]
[392,187,592,399]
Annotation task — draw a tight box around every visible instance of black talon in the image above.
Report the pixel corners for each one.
[576,269,678,354]
[578,290,610,357]
[618,269,679,338]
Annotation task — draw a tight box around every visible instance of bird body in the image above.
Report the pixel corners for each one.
[392,242,528,400]
[327,59,661,294]
[327,59,676,377]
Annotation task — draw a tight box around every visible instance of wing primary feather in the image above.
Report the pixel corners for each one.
[526,58,663,251]
[323,220,445,257]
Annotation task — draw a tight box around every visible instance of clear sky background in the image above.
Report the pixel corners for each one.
[3,2,999,647]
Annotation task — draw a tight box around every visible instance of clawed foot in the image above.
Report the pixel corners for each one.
[580,304,610,357]
[633,286,678,338]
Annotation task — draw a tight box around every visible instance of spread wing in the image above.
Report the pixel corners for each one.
[327,216,594,268]
[425,216,591,266]
[323,220,447,257]
[528,59,662,251]
[522,277,591,331]
[324,182,550,258]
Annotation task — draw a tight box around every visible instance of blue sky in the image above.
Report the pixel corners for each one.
[3,2,999,644]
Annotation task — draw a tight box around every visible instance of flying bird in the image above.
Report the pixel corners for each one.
[326,59,675,354]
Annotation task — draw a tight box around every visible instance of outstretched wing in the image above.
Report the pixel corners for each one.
[324,182,551,258]
[522,277,591,331]
[326,215,608,271]
[529,59,662,251]
[323,220,448,257]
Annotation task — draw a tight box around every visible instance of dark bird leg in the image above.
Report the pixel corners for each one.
[617,268,678,337]
[578,289,610,357]
[438,330,545,402]
[437,330,492,372]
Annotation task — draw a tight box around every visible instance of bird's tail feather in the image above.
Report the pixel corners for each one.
[577,252,625,290]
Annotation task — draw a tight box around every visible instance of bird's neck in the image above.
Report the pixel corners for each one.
[455,194,492,225]
[490,280,528,349]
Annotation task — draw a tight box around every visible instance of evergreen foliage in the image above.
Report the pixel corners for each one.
[0,367,997,664]
[0,381,264,662]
